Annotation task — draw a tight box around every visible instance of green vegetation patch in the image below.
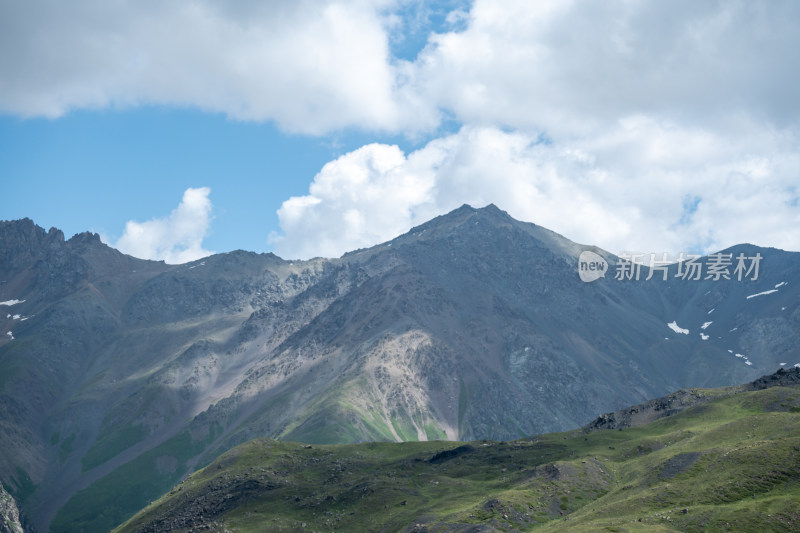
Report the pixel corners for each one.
[113,385,800,533]
[81,424,147,471]
[52,424,221,533]
[8,467,37,505]
[59,433,76,464]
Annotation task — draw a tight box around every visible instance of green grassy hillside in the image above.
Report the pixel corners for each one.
[114,376,800,532]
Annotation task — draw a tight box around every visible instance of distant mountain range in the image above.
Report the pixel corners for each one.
[1,205,798,532]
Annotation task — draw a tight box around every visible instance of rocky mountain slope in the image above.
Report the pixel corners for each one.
[0,205,798,531]
[0,484,24,533]
[114,368,800,532]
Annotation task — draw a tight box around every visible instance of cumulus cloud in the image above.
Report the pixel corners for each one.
[410,0,800,134]
[114,187,214,264]
[2,0,799,133]
[0,0,415,133]
[272,143,438,258]
[274,124,800,259]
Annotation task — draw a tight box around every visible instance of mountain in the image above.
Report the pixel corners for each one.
[0,206,798,531]
[114,368,800,532]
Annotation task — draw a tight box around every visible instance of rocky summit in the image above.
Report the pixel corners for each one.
[0,205,798,532]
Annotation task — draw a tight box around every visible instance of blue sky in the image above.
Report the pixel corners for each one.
[0,107,423,255]
[1,1,799,262]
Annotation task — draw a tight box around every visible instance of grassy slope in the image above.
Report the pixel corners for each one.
[114,385,800,533]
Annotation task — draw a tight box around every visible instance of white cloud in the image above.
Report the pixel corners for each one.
[272,143,437,258]
[274,124,800,259]
[0,0,412,133]
[409,0,800,134]
[114,187,214,264]
[2,1,799,134]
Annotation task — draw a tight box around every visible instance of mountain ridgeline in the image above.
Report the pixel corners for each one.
[0,205,798,532]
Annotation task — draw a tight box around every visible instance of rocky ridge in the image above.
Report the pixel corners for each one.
[585,366,800,431]
[0,485,23,533]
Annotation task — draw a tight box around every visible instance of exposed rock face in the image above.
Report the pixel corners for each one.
[585,367,800,431]
[745,366,800,390]
[0,485,23,533]
[134,477,280,533]
[584,389,711,432]
[0,218,64,272]
[1,206,799,532]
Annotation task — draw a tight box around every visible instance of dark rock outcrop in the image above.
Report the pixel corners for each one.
[585,367,800,432]
[0,484,23,533]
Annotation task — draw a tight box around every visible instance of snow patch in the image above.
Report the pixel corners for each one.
[700,333,709,340]
[746,289,778,299]
[727,351,752,365]
[0,299,24,306]
[667,321,689,335]
[729,327,738,332]
[780,363,787,366]
[701,321,713,330]
[708,308,715,314]
[775,281,786,288]
[795,363,800,369]
[12,314,20,320]
[5,331,13,340]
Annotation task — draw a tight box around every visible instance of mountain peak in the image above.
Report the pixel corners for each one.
[445,202,511,220]
[67,231,103,246]
[403,203,514,235]
[476,202,504,214]
[0,218,64,243]
[473,203,521,224]
[0,218,66,271]
[346,203,584,264]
